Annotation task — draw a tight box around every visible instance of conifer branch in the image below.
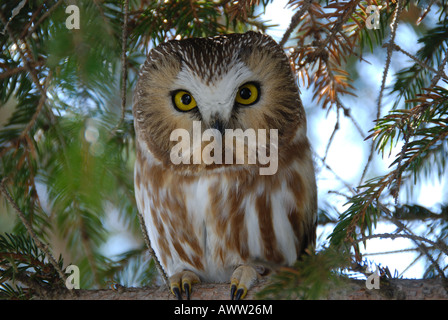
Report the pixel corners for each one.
[0,65,26,79]
[429,49,448,88]
[21,0,63,40]
[378,0,404,114]
[0,10,44,96]
[357,232,448,257]
[111,0,129,136]
[19,72,51,140]
[318,1,360,55]
[279,0,313,47]
[337,101,365,138]
[120,0,129,126]
[360,0,405,184]
[322,106,340,162]
[315,152,355,193]
[390,43,447,80]
[416,0,437,25]
[385,215,448,284]
[0,179,71,295]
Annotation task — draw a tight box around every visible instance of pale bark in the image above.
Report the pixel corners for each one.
[52,278,448,300]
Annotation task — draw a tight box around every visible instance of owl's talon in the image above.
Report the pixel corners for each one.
[169,270,200,300]
[230,283,247,300]
[230,265,257,300]
[183,282,191,300]
[235,288,246,300]
[230,284,237,300]
[171,286,183,300]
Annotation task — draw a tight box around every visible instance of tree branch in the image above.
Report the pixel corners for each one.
[357,232,448,257]
[360,0,405,184]
[51,278,448,300]
[390,43,448,81]
[22,0,64,39]
[279,0,313,47]
[0,178,72,297]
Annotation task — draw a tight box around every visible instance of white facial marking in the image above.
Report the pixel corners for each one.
[173,61,254,123]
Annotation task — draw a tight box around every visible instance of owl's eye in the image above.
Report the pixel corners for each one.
[172,90,197,112]
[235,82,260,106]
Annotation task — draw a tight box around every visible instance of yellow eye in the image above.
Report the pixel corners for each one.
[172,90,197,112]
[235,82,260,106]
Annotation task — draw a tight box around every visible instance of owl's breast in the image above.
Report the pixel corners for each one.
[135,148,316,282]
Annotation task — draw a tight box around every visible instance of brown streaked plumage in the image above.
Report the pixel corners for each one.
[133,31,317,300]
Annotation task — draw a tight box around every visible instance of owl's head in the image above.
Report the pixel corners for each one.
[134,31,306,173]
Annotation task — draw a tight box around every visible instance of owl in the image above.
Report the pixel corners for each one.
[133,31,317,300]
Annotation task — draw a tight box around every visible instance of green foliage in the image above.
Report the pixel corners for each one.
[257,247,352,299]
[129,0,272,47]
[389,23,448,109]
[0,233,64,299]
[330,82,448,249]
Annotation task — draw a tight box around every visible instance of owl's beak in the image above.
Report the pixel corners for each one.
[210,119,226,135]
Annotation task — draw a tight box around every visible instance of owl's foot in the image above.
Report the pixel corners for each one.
[169,270,200,300]
[230,265,258,300]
